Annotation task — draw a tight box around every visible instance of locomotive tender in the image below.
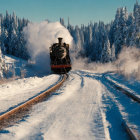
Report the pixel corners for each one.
[50,38,71,74]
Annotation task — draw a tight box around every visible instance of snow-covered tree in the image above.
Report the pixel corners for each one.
[113,7,128,56]
[60,18,65,27]
[0,11,29,59]
[0,47,8,78]
[126,13,135,47]
[101,36,111,62]
[133,1,140,48]
[0,2,140,64]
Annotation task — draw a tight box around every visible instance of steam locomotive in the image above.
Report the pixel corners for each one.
[50,38,71,74]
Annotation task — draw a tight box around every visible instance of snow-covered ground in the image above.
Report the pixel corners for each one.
[0,56,140,140]
[104,72,140,97]
[0,74,60,114]
[0,71,110,140]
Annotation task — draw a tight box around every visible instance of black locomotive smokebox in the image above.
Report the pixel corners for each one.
[58,37,63,45]
[54,47,66,59]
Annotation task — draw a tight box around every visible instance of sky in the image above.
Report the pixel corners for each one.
[0,0,138,26]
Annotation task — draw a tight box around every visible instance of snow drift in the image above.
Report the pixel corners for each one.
[23,21,73,74]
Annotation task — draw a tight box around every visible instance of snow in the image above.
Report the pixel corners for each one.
[1,2,140,139]
[0,55,60,115]
[0,71,110,140]
[105,72,140,98]
[101,72,140,139]
[0,56,140,140]
[0,74,60,114]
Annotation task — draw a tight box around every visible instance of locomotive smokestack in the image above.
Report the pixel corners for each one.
[58,37,63,45]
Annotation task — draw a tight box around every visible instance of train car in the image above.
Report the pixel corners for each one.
[50,38,71,74]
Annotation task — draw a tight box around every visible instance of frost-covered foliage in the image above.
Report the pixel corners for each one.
[66,2,140,63]
[0,48,8,78]
[0,11,29,59]
[0,49,28,80]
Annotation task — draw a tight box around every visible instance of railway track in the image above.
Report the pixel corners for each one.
[103,73,140,140]
[0,74,68,130]
[122,121,140,140]
[104,76,140,103]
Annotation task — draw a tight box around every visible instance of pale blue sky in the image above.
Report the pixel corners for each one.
[0,0,138,25]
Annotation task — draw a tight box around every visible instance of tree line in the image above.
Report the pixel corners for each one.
[0,11,29,59]
[0,2,140,64]
[61,1,140,62]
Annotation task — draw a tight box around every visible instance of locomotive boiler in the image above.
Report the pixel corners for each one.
[50,38,71,74]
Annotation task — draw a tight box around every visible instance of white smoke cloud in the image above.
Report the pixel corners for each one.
[23,21,73,74]
[72,57,116,73]
[73,46,140,80]
[115,47,140,80]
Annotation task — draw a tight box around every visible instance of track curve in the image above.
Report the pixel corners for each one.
[0,74,68,130]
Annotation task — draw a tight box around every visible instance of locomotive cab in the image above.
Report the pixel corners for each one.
[50,38,71,74]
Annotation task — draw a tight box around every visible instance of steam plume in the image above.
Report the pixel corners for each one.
[23,21,73,74]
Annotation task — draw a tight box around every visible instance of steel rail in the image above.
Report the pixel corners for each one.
[122,121,140,140]
[103,75,140,103]
[0,74,68,130]
[103,73,140,140]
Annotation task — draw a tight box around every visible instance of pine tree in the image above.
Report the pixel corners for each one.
[111,44,116,61]
[113,8,128,56]
[60,18,65,27]
[101,36,111,62]
[133,1,140,47]
[0,47,8,78]
[0,48,3,78]
[0,11,29,58]
[126,13,135,47]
